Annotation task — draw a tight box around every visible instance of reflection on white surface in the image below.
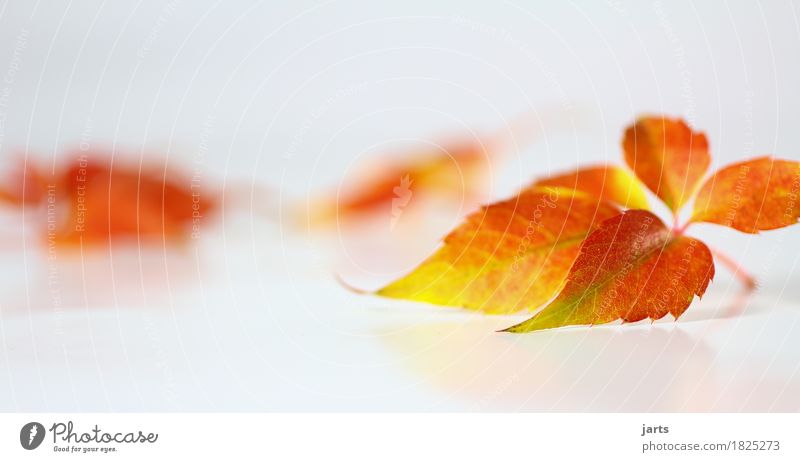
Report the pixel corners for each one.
[380,294,800,412]
[1,223,799,412]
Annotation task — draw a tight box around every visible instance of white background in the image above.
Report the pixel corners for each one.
[0,0,799,411]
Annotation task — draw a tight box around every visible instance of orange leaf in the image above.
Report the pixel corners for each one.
[1,152,218,247]
[622,116,710,212]
[302,108,556,229]
[691,156,800,233]
[375,187,620,314]
[304,137,493,227]
[57,155,218,246]
[532,165,649,209]
[503,210,714,332]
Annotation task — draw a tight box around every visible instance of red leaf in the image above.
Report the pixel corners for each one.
[503,210,715,332]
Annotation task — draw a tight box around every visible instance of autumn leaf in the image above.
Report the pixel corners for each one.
[691,156,800,233]
[58,154,218,246]
[532,165,649,209]
[348,114,796,332]
[375,187,620,314]
[623,116,710,212]
[503,210,714,332]
[303,136,496,227]
[302,111,558,228]
[0,151,219,247]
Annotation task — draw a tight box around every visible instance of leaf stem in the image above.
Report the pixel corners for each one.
[708,246,757,290]
[334,273,371,294]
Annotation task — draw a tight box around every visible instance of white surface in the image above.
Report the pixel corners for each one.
[0,0,799,411]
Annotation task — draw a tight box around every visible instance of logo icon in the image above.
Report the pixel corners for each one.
[20,422,45,450]
[390,174,413,230]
